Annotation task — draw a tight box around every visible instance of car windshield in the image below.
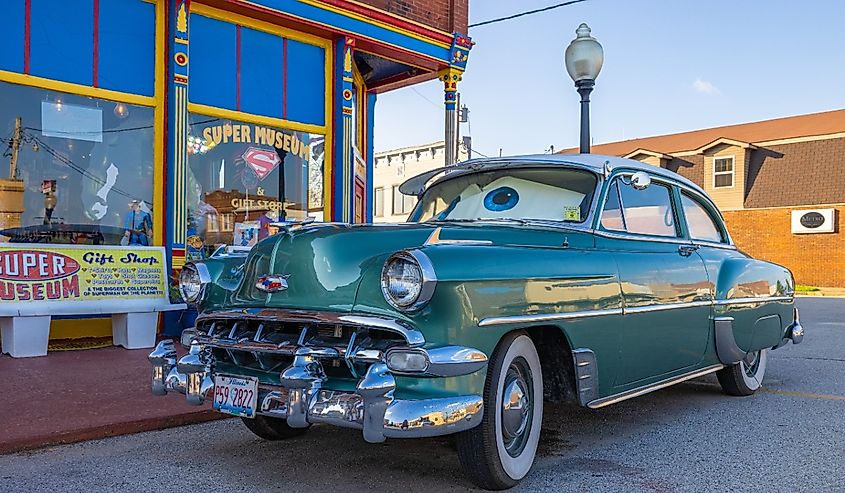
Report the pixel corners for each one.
[410,167,598,224]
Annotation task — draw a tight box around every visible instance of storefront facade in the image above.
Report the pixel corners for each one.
[0,0,470,339]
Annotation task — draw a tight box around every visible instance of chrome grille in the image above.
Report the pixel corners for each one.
[193,311,410,378]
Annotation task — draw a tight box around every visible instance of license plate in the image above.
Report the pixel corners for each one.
[212,375,259,418]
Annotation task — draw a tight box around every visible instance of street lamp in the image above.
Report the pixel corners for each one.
[565,23,604,154]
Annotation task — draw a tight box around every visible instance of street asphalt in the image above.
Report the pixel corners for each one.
[2,298,843,492]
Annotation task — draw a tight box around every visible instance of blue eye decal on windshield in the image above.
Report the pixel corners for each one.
[484,187,519,212]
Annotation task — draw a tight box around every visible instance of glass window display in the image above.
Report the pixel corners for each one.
[185,114,325,258]
[0,81,155,244]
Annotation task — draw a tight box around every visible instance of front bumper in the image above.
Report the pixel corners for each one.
[148,314,487,442]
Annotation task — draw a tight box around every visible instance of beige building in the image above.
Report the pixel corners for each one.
[373,141,467,223]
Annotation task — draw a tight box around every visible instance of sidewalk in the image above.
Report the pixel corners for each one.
[797,287,845,297]
[0,342,227,455]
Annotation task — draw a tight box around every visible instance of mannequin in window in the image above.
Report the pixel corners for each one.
[123,199,152,246]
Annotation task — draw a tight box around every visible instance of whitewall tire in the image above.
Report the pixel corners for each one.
[717,348,768,396]
[456,331,543,490]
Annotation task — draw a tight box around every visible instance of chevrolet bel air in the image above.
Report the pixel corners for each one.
[149,154,804,490]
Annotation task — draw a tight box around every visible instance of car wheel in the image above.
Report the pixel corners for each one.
[241,415,310,440]
[456,331,543,490]
[716,348,768,396]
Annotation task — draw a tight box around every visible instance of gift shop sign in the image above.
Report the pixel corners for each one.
[0,245,167,302]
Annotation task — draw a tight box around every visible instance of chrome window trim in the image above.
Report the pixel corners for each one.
[593,168,736,247]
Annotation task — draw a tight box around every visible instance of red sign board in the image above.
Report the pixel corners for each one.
[242,147,281,180]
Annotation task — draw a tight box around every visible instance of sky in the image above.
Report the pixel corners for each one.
[372,0,845,156]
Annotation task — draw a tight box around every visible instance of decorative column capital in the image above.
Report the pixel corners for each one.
[439,68,463,109]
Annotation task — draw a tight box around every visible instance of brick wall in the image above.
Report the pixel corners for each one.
[723,206,845,287]
[746,137,845,208]
[359,0,469,33]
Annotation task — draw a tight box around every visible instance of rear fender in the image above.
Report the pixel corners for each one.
[715,258,794,354]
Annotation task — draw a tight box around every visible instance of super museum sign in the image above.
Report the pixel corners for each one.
[0,246,167,302]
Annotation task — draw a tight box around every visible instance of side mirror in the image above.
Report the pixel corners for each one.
[630,172,651,190]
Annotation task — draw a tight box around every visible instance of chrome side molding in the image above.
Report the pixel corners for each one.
[587,364,724,409]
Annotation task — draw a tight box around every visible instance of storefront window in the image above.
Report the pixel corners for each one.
[0,81,155,245]
[186,114,324,258]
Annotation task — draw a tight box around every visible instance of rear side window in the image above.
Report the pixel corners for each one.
[601,176,678,237]
[681,193,724,242]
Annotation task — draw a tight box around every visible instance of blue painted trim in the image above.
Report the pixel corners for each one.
[30,0,94,86]
[0,0,25,73]
[98,0,156,96]
[365,91,376,223]
[245,0,450,62]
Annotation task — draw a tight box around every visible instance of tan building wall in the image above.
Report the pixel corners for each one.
[373,141,467,223]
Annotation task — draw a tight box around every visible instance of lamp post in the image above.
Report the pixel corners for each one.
[565,23,604,154]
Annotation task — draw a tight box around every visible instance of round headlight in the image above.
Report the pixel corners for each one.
[179,263,209,304]
[381,250,436,311]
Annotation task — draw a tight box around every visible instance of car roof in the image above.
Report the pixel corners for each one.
[399,153,708,199]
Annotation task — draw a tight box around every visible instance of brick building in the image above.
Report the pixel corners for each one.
[562,109,845,287]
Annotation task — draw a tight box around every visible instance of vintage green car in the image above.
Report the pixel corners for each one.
[148,154,804,490]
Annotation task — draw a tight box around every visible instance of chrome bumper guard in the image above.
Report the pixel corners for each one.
[148,336,486,442]
[775,307,804,349]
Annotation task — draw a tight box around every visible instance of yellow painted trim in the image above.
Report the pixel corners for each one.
[50,317,112,340]
[152,0,165,246]
[353,63,365,152]
[0,70,156,107]
[229,0,449,66]
[192,3,331,49]
[322,42,334,219]
[188,103,326,134]
[296,0,452,49]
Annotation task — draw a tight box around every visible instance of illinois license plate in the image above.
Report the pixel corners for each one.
[212,375,258,418]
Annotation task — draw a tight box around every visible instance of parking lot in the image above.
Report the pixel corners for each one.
[2,298,843,492]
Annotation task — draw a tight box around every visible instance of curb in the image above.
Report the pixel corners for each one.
[0,410,230,456]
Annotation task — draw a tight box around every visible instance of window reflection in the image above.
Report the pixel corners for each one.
[185,114,324,258]
[0,81,155,244]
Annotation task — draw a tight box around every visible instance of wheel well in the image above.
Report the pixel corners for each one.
[522,325,579,404]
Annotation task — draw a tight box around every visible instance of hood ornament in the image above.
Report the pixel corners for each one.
[256,274,290,293]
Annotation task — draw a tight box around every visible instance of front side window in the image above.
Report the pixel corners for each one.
[608,177,678,237]
[681,193,724,243]
[186,114,324,257]
[713,157,734,188]
[0,81,155,245]
[413,167,597,223]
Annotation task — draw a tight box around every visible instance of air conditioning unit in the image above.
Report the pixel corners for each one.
[791,208,836,234]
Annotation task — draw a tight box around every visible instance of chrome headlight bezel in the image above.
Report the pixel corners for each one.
[179,262,211,304]
[380,250,437,312]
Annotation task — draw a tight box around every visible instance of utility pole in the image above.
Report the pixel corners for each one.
[9,117,22,179]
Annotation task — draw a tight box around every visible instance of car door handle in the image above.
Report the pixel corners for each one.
[678,244,700,257]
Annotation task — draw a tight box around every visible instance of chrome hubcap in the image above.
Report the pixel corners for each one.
[742,351,761,378]
[501,357,533,458]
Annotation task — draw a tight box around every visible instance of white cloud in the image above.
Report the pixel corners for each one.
[692,78,720,95]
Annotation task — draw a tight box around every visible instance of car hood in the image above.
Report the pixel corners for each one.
[230,221,593,312]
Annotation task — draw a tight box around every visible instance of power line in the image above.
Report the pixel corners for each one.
[410,86,443,110]
[468,0,589,28]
